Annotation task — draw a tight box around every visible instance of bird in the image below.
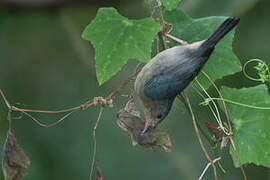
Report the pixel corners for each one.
[134,17,240,135]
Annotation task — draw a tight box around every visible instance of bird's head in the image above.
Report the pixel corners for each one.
[141,99,173,135]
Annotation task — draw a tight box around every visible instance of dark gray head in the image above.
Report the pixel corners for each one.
[141,98,174,135]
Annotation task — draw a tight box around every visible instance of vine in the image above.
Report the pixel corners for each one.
[1,0,270,179]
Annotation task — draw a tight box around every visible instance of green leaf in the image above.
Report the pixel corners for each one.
[161,0,182,11]
[164,9,242,89]
[82,7,160,85]
[220,85,270,168]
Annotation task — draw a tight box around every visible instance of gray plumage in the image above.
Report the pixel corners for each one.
[134,17,240,134]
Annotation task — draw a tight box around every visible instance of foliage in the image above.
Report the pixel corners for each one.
[81,0,270,173]
[1,0,270,179]
[220,85,270,167]
[82,8,160,85]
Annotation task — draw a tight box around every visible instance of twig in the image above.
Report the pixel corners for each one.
[196,72,248,179]
[195,79,227,134]
[230,138,248,180]
[19,110,75,127]
[154,0,169,50]
[181,93,219,180]
[0,89,11,108]
[199,157,221,180]
[0,69,134,130]
[0,88,96,114]
[7,110,12,131]
[89,106,104,180]
[240,164,248,180]
[0,69,136,117]
[164,33,188,45]
[9,102,95,114]
[218,161,226,173]
[191,85,221,128]
[202,97,270,110]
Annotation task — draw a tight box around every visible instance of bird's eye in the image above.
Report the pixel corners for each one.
[157,114,162,119]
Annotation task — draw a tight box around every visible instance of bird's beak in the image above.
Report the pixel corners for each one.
[141,121,152,135]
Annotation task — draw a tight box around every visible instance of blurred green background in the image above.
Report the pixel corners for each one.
[0,0,270,179]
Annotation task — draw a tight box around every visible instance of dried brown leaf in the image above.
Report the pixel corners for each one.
[2,130,30,180]
[117,100,172,152]
[204,121,224,139]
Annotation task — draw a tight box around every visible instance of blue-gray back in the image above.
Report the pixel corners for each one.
[143,44,213,100]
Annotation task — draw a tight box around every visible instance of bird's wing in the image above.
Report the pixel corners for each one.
[143,72,193,100]
[143,46,214,101]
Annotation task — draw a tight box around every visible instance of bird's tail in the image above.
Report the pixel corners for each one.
[201,17,240,48]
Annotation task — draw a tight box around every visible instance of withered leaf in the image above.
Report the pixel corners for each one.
[2,130,30,180]
[204,121,224,140]
[117,100,172,152]
[139,131,172,152]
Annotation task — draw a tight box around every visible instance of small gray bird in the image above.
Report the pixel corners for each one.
[134,17,240,134]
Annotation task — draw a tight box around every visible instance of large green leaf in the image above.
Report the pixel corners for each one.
[161,0,182,11]
[164,9,242,89]
[82,7,160,85]
[220,85,270,168]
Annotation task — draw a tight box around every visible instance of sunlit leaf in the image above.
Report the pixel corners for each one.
[220,85,270,167]
[82,7,160,85]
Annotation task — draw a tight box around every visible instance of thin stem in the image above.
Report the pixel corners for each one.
[153,0,169,50]
[198,72,248,179]
[0,68,136,116]
[230,138,248,180]
[19,110,75,127]
[192,85,221,126]
[204,97,270,110]
[0,89,11,108]
[7,110,12,131]
[164,33,188,45]
[181,93,218,180]
[10,103,95,114]
[201,71,232,132]
[199,157,221,180]
[89,106,104,180]
[180,88,216,147]
[195,80,222,124]
[158,32,167,50]
[218,162,226,174]
[240,166,248,180]
[195,79,229,135]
